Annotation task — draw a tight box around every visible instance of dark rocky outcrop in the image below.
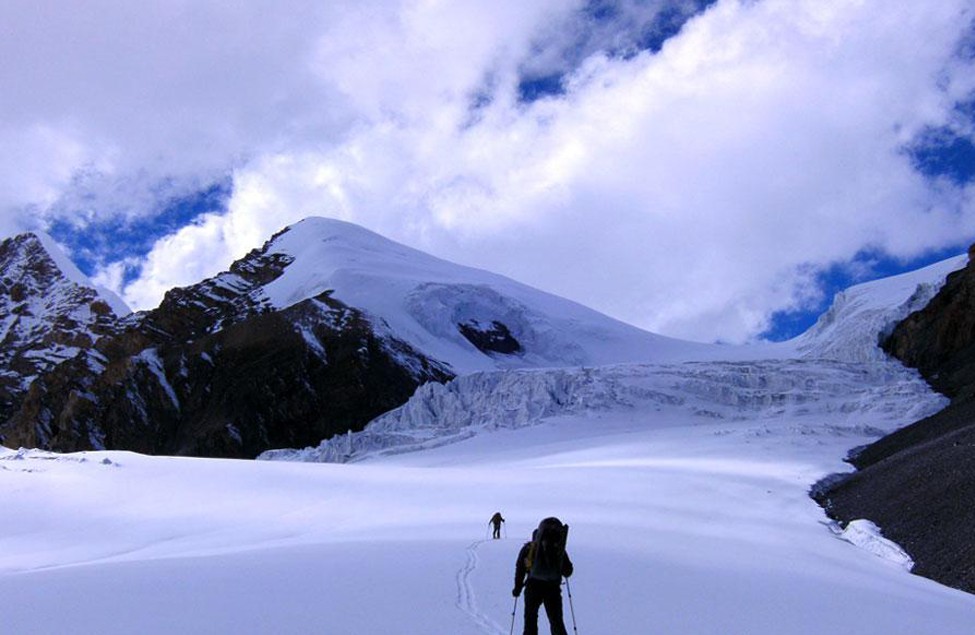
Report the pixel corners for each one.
[881,245,975,402]
[457,319,522,355]
[815,245,975,593]
[0,228,452,459]
[0,233,122,424]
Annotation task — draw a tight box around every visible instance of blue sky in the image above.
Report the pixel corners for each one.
[3,0,975,344]
[47,181,232,288]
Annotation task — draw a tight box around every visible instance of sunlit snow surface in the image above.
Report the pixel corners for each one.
[1,247,974,633]
[259,217,722,374]
[1,381,973,634]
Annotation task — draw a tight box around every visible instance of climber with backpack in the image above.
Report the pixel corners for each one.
[490,511,506,539]
[512,517,574,635]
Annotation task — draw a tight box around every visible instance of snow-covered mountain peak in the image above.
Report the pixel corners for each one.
[258,216,715,374]
[270,217,444,273]
[238,219,974,372]
[0,231,129,328]
[1,232,130,317]
[29,232,90,287]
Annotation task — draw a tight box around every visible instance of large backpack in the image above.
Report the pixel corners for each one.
[526,517,568,582]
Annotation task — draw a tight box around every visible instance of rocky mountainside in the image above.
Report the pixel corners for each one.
[0,225,452,458]
[816,245,975,593]
[0,233,125,425]
[882,245,975,400]
[0,217,706,458]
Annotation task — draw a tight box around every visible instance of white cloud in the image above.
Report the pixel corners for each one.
[4,0,975,342]
[0,124,96,235]
[0,0,363,225]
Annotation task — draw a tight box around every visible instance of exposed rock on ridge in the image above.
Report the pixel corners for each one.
[882,244,975,400]
[0,233,122,424]
[1,226,452,458]
[816,245,975,594]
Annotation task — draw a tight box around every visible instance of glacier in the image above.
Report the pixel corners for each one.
[260,359,946,463]
[261,250,968,464]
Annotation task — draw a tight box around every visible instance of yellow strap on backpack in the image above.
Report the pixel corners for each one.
[524,541,537,570]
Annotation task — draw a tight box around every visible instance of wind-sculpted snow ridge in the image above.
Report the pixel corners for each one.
[260,359,947,463]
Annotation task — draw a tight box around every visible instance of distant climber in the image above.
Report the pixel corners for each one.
[489,511,505,539]
[512,517,573,635]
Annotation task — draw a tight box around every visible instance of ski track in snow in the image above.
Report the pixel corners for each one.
[457,539,506,635]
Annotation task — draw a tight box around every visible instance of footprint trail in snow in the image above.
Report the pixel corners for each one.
[457,540,507,635]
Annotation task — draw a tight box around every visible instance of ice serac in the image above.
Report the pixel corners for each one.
[261,359,946,463]
[0,233,126,424]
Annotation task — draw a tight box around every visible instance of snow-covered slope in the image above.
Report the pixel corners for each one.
[3,362,973,634]
[262,249,970,462]
[259,217,716,373]
[791,254,969,362]
[31,232,130,317]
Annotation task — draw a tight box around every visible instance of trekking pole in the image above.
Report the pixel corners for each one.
[509,596,518,635]
[565,578,579,635]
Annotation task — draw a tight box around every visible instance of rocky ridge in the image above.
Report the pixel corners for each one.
[816,245,975,594]
[0,233,123,425]
[0,225,452,457]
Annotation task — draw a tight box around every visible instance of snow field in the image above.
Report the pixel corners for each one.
[3,379,975,635]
